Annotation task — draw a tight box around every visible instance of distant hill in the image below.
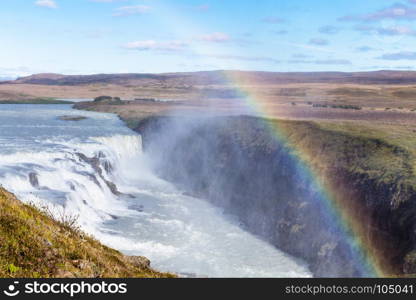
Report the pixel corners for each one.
[6,70,416,86]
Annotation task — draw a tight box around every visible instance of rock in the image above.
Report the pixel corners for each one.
[109,214,119,220]
[126,256,151,269]
[28,172,39,188]
[102,160,113,173]
[68,182,76,191]
[76,153,121,195]
[105,180,121,196]
[96,151,106,158]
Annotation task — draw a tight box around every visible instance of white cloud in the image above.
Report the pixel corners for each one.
[196,32,231,43]
[35,0,57,9]
[339,3,416,22]
[378,51,416,60]
[355,24,416,36]
[123,40,188,51]
[378,25,415,35]
[113,5,151,16]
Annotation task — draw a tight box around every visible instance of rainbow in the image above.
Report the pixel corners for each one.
[220,70,389,277]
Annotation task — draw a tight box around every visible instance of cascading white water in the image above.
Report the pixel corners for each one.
[0,104,311,277]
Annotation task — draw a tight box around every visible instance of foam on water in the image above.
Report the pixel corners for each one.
[0,104,311,277]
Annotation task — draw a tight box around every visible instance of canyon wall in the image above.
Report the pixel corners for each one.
[135,115,416,277]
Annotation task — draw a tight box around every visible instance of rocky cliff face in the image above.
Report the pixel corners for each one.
[135,115,416,277]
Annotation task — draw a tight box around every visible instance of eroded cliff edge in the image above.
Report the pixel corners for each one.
[135,115,416,277]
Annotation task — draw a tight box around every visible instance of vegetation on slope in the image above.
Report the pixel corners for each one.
[0,187,174,278]
[311,121,416,191]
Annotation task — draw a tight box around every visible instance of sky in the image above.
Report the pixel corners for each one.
[2,0,416,77]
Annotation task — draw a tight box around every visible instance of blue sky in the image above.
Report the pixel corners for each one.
[2,0,416,77]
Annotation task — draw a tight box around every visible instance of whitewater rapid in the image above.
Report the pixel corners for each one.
[0,104,311,277]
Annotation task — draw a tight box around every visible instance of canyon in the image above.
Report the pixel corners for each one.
[133,115,416,277]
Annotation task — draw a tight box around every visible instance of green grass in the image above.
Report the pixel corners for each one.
[273,119,416,198]
[214,116,416,204]
[0,188,175,278]
[313,120,416,156]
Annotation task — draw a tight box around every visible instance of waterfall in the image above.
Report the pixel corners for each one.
[0,134,144,233]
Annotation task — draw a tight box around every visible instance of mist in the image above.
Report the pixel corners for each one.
[135,112,368,277]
